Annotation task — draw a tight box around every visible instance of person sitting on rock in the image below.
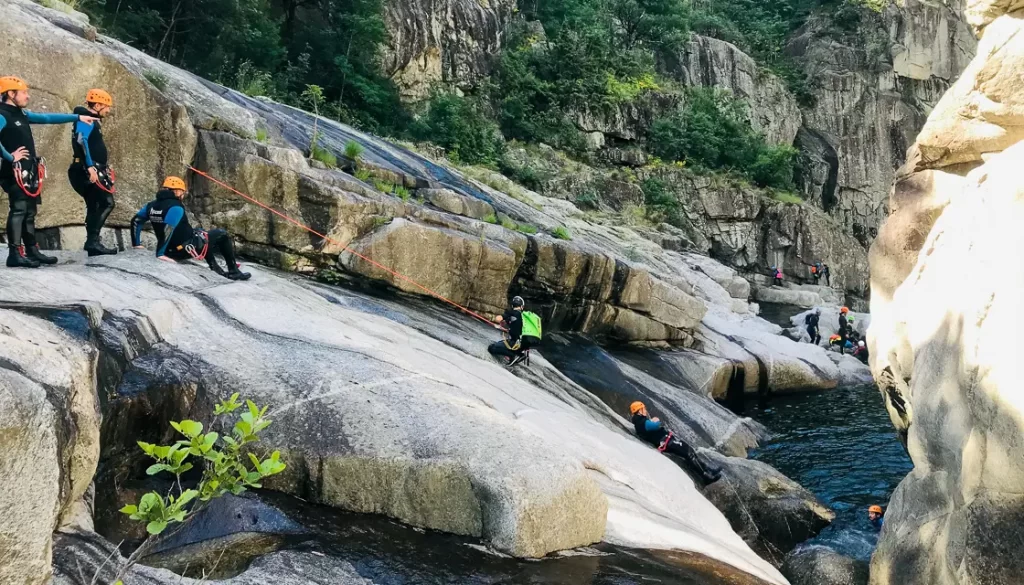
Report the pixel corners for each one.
[488,296,542,367]
[805,308,822,345]
[0,76,98,268]
[131,176,251,281]
[853,340,870,365]
[868,505,885,531]
[69,88,118,257]
[629,401,722,485]
[771,266,784,287]
[829,334,851,355]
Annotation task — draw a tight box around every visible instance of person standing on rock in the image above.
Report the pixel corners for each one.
[629,401,722,485]
[131,176,251,281]
[0,76,98,268]
[69,89,117,256]
[838,307,850,339]
[488,296,542,367]
[822,263,831,287]
[805,308,822,345]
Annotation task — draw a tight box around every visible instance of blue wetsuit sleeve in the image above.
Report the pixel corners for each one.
[74,121,95,167]
[131,205,150,248]
[644,420,663,433]
[0,117,11,162]
[24,111,80,124]
[156,207,184,256]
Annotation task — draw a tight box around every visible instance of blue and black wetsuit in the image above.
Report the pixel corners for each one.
[0,102,80,253]
[631,412,721,484]
[132,190,250,280]
[69,105,115,251]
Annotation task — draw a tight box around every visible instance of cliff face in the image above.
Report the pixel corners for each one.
[382,0,517,101]
[868,1,1024,583]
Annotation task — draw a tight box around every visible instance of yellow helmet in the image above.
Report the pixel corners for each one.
[162,176,187,191]
[0,76,28,94]
[629,401,646,416]
[86,88,113,107]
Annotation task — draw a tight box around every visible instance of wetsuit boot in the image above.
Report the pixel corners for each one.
[225,268,252,281]
[7,246,40,268]
[83,192,117,256]
[26,245,57,265]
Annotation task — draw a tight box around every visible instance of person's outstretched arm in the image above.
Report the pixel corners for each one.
[155,207,184,257]
[0,117,11,162]
[24,111,88,125]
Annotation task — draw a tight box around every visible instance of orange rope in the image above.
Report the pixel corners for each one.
[186,164,499,328]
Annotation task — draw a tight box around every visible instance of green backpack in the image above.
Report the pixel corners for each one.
[521,311,543,339]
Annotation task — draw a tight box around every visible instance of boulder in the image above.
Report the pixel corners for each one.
[868,139,1024,584]
[703,453,835,567]
[422,188,496,220]
[782,545,868,585]
[0,307,99,585]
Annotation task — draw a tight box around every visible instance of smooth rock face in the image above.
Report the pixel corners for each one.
[782,545,868,585]
[4,253,785,584]
[868,132,1024,584]
[0,309,99,585]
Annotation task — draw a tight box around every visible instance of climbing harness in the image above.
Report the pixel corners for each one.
[94,164,116,194]
[174,229,209,261]
[13,158,45,198]
[658,431,674,453]
[186,164,496,328]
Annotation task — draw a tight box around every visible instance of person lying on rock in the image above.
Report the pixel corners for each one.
[488,295,541,367]
[629,401,722,485]
[805,308,822,345]
[69,88,117,257]
[0,76,98,268]
[131,176,251,281]
[868,505,885,531]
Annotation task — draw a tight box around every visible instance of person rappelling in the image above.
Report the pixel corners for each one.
[131,176,251,281]
[629,401,722,485]
[0,76,98,267]
[69,88,117,256]
[488,295,542,367]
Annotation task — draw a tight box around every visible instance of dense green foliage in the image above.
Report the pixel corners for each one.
[411,94,505,165]
[648,88,798,190]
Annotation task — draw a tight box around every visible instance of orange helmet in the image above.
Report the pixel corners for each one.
[0,76,28,94]
[629,401,646,416]
[86,88,113,107]
[869,505,883,514]
[840,307,849,314]
[162,176,187,191]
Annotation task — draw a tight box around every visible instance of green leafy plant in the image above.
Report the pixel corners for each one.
[372,215,392,229]
[112,394,285,582]
[373,179,395,194]
[303,84,327,162]
[500,216,518,230]
[771,191,804,204]
[483,213,499,224]
[345,140,365,161]
[143,70,168,91]
[517,223,539,235]
[235,61,275,98]
[316,268,346,286]
[393,185,411,201]
[354,167,373,182]
[255,127,269,143]
[311,144,338,168]
[551,226,572,240]
[411,93,505,166]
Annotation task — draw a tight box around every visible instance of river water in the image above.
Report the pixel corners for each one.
[745,384,912,561]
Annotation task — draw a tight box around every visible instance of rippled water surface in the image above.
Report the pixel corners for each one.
[746,384,912,560]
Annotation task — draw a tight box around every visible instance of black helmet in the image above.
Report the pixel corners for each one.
[511,296,525,309]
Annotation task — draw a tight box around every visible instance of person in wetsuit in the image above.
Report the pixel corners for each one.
[69,89,117,256]
[0,76,98,267]
[488,296,541,367]
[131,176,251,281]
[868,505,885,531]
[838,306,850,339]
[629,401,722,485]
[805,308,822,345]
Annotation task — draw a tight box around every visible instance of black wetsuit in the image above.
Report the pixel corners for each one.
[631,413,720,484]
[822,265,831,286]
[131,190,245,277]
[0,103,79,251]
[805,313,821,345]
[838,313,849,339]
[69,106,114,247]
[487,308,537,359]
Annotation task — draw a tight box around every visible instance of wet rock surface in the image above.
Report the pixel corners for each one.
[781,545,868,585]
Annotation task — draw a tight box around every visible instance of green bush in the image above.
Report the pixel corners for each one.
[143,70,168,91]
[500,216,518,230]
[393,185,411,201]
[411,94,505,166]
[551,226,572,240]
[641,177,683,225]
[483,213,499,224]
[354,167,373,182]
[235,61,275,98]
[311,144,337,168]
[345,140,365,160]
[517,223,539,235]
[648,88,798,190]
[255,127,269,143]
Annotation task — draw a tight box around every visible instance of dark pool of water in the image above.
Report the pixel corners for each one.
[745,384,912,561]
